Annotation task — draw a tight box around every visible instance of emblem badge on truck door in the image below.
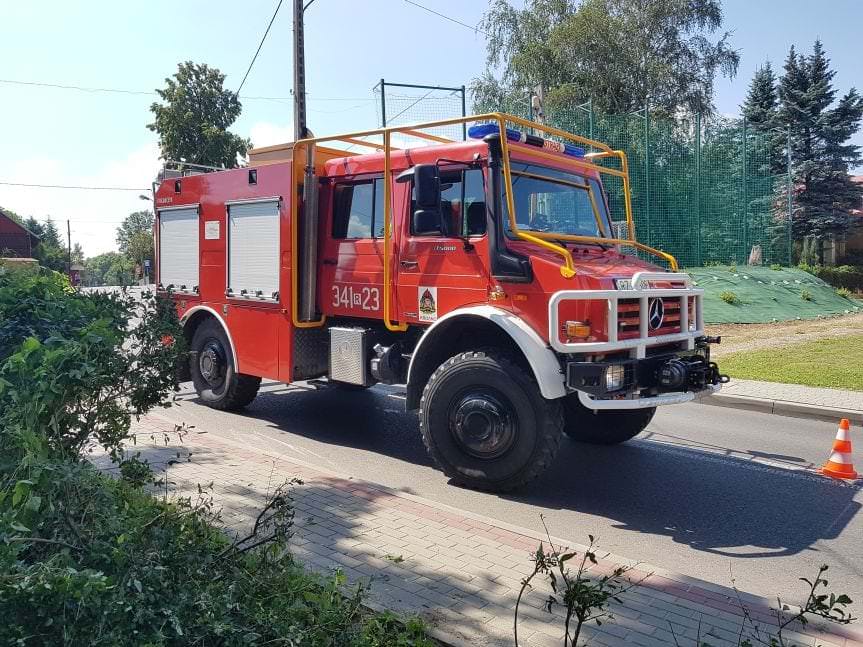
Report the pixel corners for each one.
[648,298,665,330]
[418,286,438,322]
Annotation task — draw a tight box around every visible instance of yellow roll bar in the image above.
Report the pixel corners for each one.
[288,112,677,330]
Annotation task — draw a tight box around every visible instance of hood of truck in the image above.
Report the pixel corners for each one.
[513,242,668,291]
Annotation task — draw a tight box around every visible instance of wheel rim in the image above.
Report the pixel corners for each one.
[449,389,518,459]
[198,339,227,388]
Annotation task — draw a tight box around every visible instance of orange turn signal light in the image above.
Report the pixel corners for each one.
[564,320,591,339]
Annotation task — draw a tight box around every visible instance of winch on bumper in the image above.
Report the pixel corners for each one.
[548,271,728,410]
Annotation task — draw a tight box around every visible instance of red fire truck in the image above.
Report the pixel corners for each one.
[155,113,725,492]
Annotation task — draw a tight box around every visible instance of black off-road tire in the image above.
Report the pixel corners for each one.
[562,394,655,445]
[189,319,261,411]
[419,349,563,492]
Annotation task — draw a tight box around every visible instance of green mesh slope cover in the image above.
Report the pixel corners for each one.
[687,266,861,324]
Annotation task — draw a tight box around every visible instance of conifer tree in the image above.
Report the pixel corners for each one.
[773,41,863,249]
[742,63,778,128]
[741,62,785,174]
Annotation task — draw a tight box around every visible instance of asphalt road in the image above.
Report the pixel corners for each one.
[161,381,863,605]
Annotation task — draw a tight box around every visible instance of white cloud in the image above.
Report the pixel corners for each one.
[0,142,160,257]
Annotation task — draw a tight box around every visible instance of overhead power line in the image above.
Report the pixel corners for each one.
[0,78,153,95]
[0,181,147,191]
[402,0,490,38]
[237,0,285,95]
[0,78,372,102]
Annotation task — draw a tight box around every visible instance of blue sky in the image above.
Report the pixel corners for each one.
[1,0,860,256]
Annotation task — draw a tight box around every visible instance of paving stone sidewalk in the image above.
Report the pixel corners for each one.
[708,379,863,425]
[123,412,863,647]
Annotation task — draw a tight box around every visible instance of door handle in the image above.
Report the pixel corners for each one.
[400,259,418,269]
[322,258,337,266]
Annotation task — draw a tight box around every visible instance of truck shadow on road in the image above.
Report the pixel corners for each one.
[187,384,861,561]
[514,438,862,560]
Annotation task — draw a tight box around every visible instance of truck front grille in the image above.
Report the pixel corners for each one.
[617,297,694,339]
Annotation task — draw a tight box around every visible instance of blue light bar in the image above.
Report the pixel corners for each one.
[467,123,585,158]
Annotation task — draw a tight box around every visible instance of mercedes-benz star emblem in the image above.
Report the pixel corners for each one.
[647,298,665,330]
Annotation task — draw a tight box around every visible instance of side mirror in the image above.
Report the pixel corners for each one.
[413,164,441,209]
[409,164,444,235]
[412,209,442,235]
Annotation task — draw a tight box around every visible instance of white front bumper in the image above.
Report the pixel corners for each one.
[548,271,705,359]
[577,383,722,410]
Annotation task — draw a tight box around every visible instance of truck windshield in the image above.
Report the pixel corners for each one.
[502,162,612,240]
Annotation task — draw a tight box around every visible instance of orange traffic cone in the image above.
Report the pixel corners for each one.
[821,419,858,480]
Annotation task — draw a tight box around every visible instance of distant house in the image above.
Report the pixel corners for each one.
[0,209,40,259]
[845,176,863,262]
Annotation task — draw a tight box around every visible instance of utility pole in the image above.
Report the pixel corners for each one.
[66,219,72,277]
[293,0,308,141]
[295,0,319,320]
[531,84,546,126]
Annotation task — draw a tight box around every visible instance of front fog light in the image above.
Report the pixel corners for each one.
[605,365,626,392]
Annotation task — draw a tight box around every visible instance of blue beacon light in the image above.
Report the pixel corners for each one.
[467,124,585,158]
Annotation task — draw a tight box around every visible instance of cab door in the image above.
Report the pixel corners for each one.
[319,175,386,319]
[396,167,490,325]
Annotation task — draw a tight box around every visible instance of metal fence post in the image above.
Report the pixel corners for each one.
[460,85,467,140]
[644,105,651,247]
[695,112,702,266]
[787,129,793,265]
[741,117,748,264]
[379,78,387,127]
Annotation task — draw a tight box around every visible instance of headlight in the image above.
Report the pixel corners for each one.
[605,364,626,392]
[564,320,591,339]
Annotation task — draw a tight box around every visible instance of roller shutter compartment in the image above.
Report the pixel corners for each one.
[227,199,280,300]
[158,206,199,292]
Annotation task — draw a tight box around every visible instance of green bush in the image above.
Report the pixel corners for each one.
[0,266,433,646]
[719,290,740,305]
[799,263,863,292]
[0,458,433,646]
[0,269,183,460]
[801,288,813,301]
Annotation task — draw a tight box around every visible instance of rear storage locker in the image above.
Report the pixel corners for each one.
[158,205,199,293]
[226,198,281,300]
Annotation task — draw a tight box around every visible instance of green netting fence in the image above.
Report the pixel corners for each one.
[490,102,792,267]
[377,88,794,268]
[508,101,793,268]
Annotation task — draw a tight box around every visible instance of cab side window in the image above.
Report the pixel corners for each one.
[410,168,487,237]
[332,179,384,239]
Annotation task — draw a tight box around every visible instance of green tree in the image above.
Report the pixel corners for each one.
[775,41,863,247]
[742,63,779,128]
[740,61,790,262]
[148,61,250,168]
[473,0,739,116]
[71,242,85,265]
[21,216,66,271]
[83,252,134,286]
[116,210,154,278]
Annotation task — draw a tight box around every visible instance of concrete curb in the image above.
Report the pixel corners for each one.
[700,393,863,425]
